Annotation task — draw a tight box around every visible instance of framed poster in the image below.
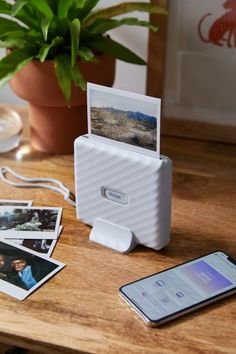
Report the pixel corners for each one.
[147,0,236,143]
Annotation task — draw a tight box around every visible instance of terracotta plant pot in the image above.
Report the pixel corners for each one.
[10,54,116,153]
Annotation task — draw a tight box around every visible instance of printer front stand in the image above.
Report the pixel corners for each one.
[89,218,137,253]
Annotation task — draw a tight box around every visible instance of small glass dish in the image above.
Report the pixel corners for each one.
[0,107,23,153]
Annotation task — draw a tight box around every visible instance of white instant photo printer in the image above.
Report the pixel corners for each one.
[74,135,172,253]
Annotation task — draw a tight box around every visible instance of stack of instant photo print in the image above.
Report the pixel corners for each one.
[0,199,65,300]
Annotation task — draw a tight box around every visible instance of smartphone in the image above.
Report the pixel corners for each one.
[119,251,236,326]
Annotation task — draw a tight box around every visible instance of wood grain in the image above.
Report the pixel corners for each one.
[0,104,236,354]
[162,118,236,144]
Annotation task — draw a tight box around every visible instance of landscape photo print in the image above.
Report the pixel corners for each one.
[87,83,161,157]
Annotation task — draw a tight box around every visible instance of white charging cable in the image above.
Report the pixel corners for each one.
[0,166,76,207]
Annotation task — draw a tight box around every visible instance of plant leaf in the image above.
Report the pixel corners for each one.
[0,17,26,33]
[12,0,54,19]
[11,0,54,32]
[54,54,86,105]
[14,6,41,31]
[82,2,167,28]
[49,17,69,38]
[88,35,146,65]
[39,36,64,62]
[69,18,80,67]
[41,16,52,41]
[78,45,96,61]
[0,39,25,48]
[39,45,50,62]
[58,0,74,19]
[0,0,12,15]
[76,0,100,20]
[11,0,28,16]
[26,29,44,42]
[54,54,72,105]
[88,17,158,34]
[29,0,54,19]
[46,0,58,14]
[0,47,35,88]
[0,30,27,48]
[29,0,54,40]
[71,62,86,90]
[76,0,87,8]
[13,0,54,19]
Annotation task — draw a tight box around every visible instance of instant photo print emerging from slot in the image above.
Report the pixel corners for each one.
[74,84,172,253]
[87,83,160,158]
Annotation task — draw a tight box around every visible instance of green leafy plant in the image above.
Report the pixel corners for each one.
[0,0,167,104]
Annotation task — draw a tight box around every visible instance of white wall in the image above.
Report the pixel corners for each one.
[0,0,149,105]
[164,0,236,126]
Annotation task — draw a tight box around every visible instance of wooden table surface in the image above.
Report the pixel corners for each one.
[0,105,236,354]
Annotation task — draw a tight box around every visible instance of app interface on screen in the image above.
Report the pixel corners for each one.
[122,253,236,321]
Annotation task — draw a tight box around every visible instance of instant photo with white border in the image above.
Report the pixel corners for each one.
[0,207,62,239]
[0,239,65,300]
[8,226,63,256]
[87,83,161,158]
[0,200,33,207]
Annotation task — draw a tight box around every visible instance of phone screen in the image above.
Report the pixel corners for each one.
[119,251,236,325]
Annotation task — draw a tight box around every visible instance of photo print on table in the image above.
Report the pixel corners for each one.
[0,200,33,207]
[87,83,161,158]
[9,226,63,256]
[0,239,65,300]
[0,207,62,239]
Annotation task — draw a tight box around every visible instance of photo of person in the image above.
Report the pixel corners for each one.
[12,239,56,255]
[7,226,62,256]
[0,254,7,281]
[23,240,53,253]
[0,207,62,239]
[9,256,57,290]
[0,240,65,300]
[0,252,32,288]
